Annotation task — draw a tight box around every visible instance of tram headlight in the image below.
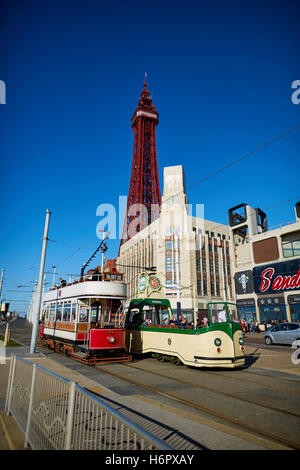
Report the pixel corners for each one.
[108,336,115,344]
[214,338,222,347]
[239,337,244,345]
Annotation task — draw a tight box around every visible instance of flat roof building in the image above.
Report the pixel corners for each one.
[229,202,300,324]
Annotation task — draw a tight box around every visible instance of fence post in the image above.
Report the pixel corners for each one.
[4,354,14,412]
[5,354,16,415]
[65,381,76,450]
[24,363,37,448]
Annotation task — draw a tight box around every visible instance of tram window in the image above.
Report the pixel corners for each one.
[159,307,171,324]
[45,305,50,320]
[142,308,157,325]
[227,304,240,323]
[128,309,140,326]
[208,303,228,323]
[56,304,62,321]
[79,307,89,322]
[63,303,71,322]
[49,305,55,321]
[71,304,77,322]
[143,307,161,325]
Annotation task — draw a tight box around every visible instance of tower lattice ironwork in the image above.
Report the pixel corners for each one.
[119,79,161,252]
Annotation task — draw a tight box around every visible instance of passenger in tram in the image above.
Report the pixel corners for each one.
[142,318,151,327]
[176,314,183,325]
[59,278,67,287]
[218,306,227,323]
[169,314,176,325]
[178,316,187,329]
[201,316,209,327]
[162,317,170,326]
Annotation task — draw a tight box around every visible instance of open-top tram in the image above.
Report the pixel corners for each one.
[125,297,246,369]
[39,265,130,364]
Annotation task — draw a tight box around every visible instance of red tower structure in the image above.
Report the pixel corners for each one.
[119,79,161,251]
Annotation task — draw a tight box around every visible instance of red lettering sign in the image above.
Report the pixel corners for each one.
[259,268,274,292]
[259,268,300,293]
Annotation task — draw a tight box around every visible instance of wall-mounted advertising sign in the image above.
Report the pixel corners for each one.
[253,258,300,295]
[234,270,254,295]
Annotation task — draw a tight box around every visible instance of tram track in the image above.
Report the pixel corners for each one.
[92,360,300,450]
[118,361,300,419]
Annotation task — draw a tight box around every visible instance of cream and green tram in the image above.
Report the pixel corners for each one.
[125,299,246,368]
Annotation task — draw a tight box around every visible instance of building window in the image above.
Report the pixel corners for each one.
[215,261,219,274]
[196,257,201,272]
[165,257,172,272]
[165,240,172,250]
[227,263,231,276]
[166,227,180,235]
[197,280,201,295]
[282,233,300,258]
[203,280,207,295]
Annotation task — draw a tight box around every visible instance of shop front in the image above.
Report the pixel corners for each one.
[257,296,287,323]
[288,294,300,322]
[236,298,257,322]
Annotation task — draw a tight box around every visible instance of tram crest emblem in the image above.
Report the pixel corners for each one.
[149,276,160,290]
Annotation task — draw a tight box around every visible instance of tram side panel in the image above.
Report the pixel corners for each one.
[89,328,126,351]
[127,326,245,368]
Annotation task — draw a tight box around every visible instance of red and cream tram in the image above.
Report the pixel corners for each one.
[39,264,129,364]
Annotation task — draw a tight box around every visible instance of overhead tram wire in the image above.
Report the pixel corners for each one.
[161,124,300,208]
[119,125,300,271]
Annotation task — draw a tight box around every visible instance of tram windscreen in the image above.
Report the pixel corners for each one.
[142,305,171,325]
[208,303,240,323]
[227,304,240,323]
[208,303,228,323]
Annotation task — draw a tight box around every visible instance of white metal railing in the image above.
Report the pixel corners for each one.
[5,355,172,450]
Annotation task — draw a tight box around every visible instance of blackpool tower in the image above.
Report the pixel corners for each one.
[119,78,161,252]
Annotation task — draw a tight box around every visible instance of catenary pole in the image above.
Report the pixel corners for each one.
[30,209,51,354]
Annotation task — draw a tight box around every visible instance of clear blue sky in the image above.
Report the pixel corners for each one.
[0,0,299,314]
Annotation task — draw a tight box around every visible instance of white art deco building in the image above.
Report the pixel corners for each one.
[118,165,234,317]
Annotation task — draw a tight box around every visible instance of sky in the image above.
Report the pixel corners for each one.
[0,0,299,314]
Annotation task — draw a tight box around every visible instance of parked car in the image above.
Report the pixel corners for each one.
[264,322,300,345]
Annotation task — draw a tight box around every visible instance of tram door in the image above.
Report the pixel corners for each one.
[90,301,102,327]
